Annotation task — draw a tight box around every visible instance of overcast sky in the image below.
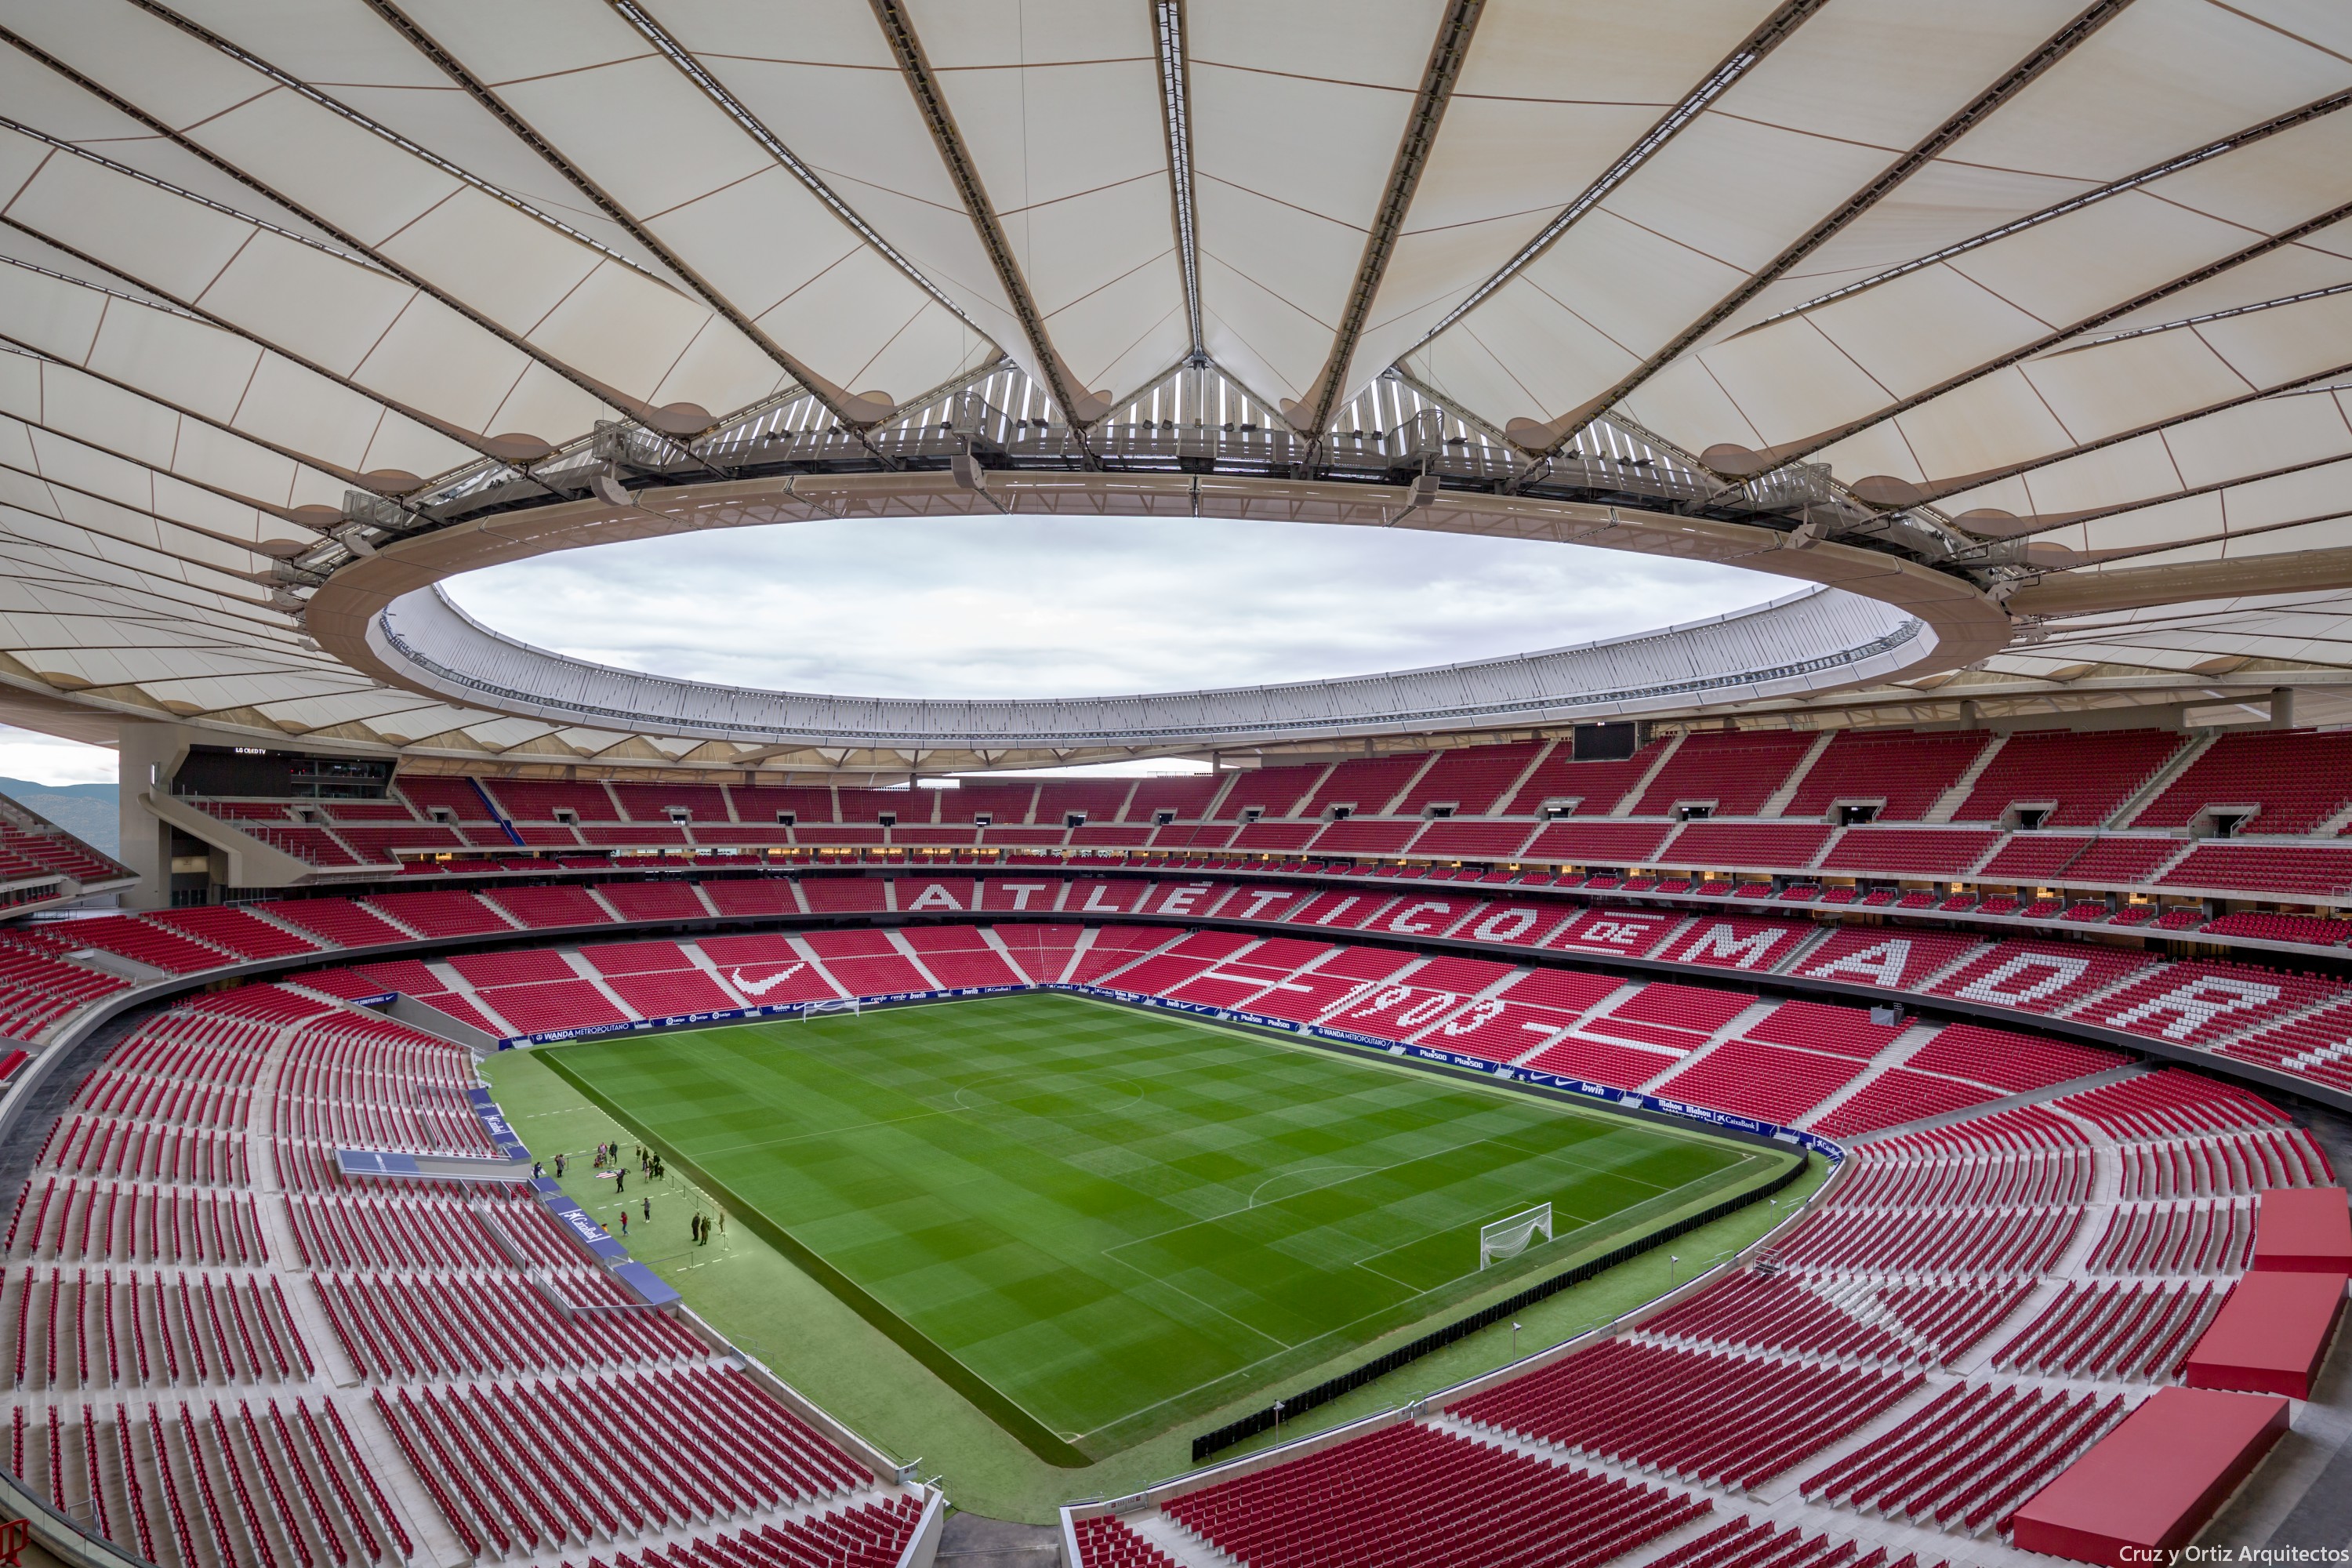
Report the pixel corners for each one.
[0,725,116,786]
[445,516,1775,700]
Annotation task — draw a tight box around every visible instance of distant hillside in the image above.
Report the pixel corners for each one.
[0,779,117,859]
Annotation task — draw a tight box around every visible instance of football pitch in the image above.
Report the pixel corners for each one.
[541,992,1791,1460]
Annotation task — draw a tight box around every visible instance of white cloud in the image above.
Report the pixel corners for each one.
[445,516,1775,700]
[0,725,115,786]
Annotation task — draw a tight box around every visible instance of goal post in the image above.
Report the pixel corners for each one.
[802,996,862,1020]
[1479,1203,1554,1270]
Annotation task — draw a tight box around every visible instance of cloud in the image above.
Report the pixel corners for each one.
[0,725,115,786]
[445,517,1776,701]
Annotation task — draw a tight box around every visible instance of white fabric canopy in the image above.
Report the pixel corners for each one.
[0,0,2348,765]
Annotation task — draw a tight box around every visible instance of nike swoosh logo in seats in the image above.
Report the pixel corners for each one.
[729,963,808,996]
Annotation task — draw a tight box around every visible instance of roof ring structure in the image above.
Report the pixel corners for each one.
[304,468,2015,754]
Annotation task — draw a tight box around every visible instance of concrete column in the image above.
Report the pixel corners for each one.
[2270,686,2296,730]
[116,721,196,909]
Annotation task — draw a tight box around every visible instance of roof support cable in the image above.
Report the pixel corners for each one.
[1758,191,2352,473]
[367,0,916,457]
[1746,84,2352,334]
[1399,0,1831,360]
[1294,0,1485,441]
[1151,0,1206,361]
[866,0,1101,466]
[1539,0,2140,465]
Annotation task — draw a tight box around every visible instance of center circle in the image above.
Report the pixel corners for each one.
[441,514,1775,702]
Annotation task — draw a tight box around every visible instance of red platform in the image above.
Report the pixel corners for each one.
[2183,1270,2347,1399]
[2011,1386,2289,1566]
[2252,1186,2352,1274]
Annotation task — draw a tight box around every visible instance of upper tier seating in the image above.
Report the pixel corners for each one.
[1953,728,2184,826]
[1126,775,1225,822]
[2053,838,2185,886]
[2133,728,2352,833]
[934,782,1035,825]
[1033,780,1135,825]
[1784,729,1991,821]
[392,777,498,820]
[1302,755,1425,818]
[1212,766,1324,822]
[1632,731,1817,817]
[0,935,128,1036]
[1504,739,1669,816]
[1410,819,1539,859]
[1393,739,1543,817]
[730,785,840,823]
[481,780,621,821]
[608,782,728,822]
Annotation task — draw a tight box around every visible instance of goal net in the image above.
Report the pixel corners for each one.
[802,997,862,1020]
[1479,1203,1554,1269]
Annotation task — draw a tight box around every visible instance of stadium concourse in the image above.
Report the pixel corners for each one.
[8,2,2352,1565]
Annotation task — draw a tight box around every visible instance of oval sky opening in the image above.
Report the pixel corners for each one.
[443,515,1777,702]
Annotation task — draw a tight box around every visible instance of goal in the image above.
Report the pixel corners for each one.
[1479,1203,1554,1270]
[802,997,862,1021]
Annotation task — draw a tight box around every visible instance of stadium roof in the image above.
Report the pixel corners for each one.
[5,1,2352,770]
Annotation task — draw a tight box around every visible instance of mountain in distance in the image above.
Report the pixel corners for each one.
[0,779,118,859]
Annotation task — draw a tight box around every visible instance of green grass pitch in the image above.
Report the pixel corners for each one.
[541,991,1788,1460]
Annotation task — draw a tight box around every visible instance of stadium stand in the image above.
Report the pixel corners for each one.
[481,883,615,930]
[1504,738,1670,817]
[361,891,516,938]
[2132,728,2352,833]
[1952,728,2186,826]
[1632,730,1817,816]
[11,861,2351,1568]
[1654,1040,1867,1124]
[1782,729,1991,821]
[1658,822,1834,869]
[1392,739,1543,817]
[1819,827,2002,877]
[1301,755,1425,818]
